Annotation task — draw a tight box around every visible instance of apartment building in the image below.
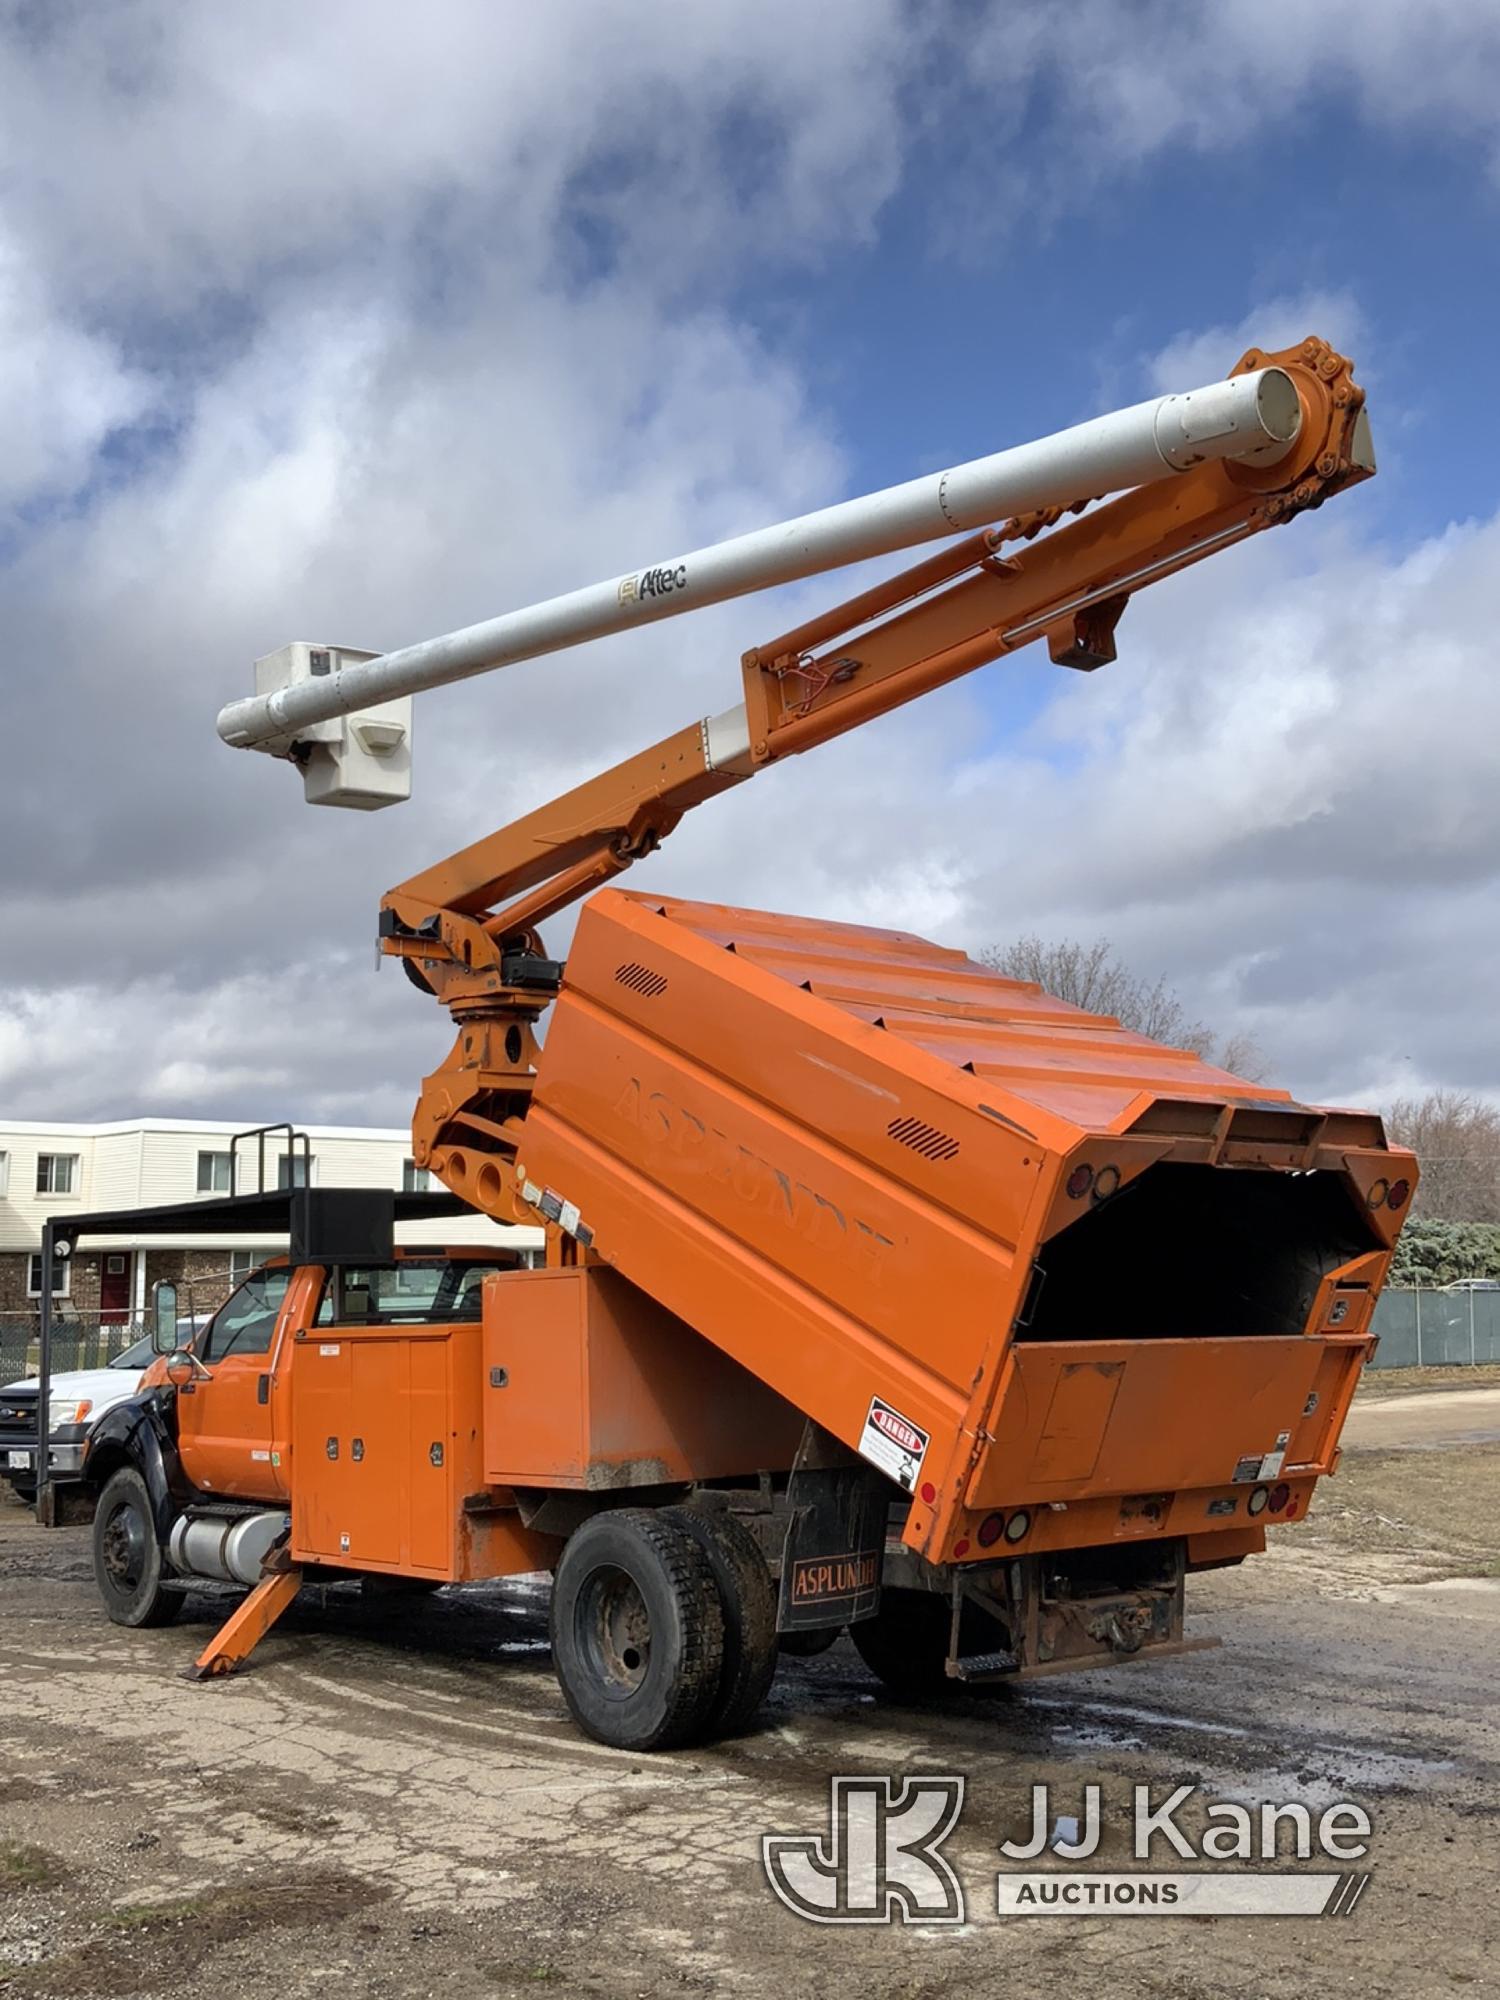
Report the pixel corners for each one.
[0,1117,541,1328]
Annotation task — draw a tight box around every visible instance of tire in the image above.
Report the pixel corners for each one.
[778,1626,842,1659]
[92,1467,184,1629]
[848,1587,1003,1698]
[550,1509,725,1752]
[664,1506,778,1737]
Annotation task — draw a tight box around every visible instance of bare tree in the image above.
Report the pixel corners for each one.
[979,935,1268,1079]
[1383,1091,1500,1223]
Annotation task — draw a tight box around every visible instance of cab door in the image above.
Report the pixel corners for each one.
[177,1266,322,1503]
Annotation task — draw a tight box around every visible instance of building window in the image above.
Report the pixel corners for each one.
[276,1154,314,1190]
[402,1159,434,1192]
[229,1248,274,1284]
[0,1151,9,1196]
[27,1253,71,1297]
[106,1254,127,1275]
[35,1153,79,1196]
[196,1151,233,1194]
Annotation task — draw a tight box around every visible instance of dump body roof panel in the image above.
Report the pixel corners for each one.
[642,893,1288,1134]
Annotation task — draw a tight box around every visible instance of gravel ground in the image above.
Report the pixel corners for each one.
[1,1380,1496,1999]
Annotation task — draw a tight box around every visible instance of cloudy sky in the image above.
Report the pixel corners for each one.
[2,0,1497,1128]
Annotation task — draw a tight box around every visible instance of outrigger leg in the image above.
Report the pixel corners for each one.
[189,1565,304,1681]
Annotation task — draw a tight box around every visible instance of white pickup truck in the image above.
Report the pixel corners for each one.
[0,1334,156,1503]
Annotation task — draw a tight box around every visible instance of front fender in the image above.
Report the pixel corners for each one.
[84,1390,191,1542]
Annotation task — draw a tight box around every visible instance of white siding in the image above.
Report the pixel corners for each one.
[0,1118,541,1256]
[90,1129,144,1213]
[0,1125,94,1253]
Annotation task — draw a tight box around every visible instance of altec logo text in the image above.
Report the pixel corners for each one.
[761,1779,1374,1924]
[617,563,688,604]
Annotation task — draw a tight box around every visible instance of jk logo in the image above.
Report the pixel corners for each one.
[762,1776,966,1925]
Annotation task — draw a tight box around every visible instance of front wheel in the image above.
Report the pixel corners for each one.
[92,1467,184,1628]
[550,1510,724,1752]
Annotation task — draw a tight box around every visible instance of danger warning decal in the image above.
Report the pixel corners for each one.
[859,1396,930,1493]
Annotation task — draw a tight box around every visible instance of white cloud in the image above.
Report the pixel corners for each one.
[1,2,1497,1137]
[0,233,154,517]
[1142,292,1369,399]
[964,1,1500,174]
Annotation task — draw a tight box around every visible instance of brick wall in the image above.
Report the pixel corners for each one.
[0,1252,106,1321]
[3,1247,244,1329]
[142,1249,243,1319]
[0,1254,30,1317]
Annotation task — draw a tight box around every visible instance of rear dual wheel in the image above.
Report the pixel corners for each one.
[849,1586,1004,1698]
[664,1506,779,1737]
[549,1506,778,1752]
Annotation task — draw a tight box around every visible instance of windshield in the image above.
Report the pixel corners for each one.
[109,1334,157,1370]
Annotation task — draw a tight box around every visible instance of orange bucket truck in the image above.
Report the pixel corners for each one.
[77,339,1411,1750]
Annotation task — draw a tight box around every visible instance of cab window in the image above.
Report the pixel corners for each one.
[201,1269,291,1361]
[332,1260,503,1325]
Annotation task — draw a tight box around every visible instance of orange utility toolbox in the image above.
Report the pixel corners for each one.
[289,1322,486,1580]
[481,1266,803,1491]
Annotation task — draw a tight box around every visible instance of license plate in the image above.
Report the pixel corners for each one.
[7,1451,33,1470]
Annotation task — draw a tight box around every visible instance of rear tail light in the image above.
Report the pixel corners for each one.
[1268,1482,1291,1514]
[977,1511,1006,1548]
[1387,1178,1411,1211]
[1066,1165,1094,1200]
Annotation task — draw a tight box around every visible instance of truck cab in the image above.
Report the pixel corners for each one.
[137,1250,510,1508]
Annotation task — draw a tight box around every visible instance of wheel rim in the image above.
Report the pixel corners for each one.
[574,1563,652,1701]
[101,1496,148,1594]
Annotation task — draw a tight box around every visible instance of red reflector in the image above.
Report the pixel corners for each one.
[977,1511,1006,1548]
[919,1481,937,1506]
[1387,1178,1411,1211]
[1066,1164,1094,1200]
[1269,1483,1291,1514]
[952,1538,971,1559]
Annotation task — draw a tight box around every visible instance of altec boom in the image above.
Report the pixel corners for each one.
[88,338,1411,1753]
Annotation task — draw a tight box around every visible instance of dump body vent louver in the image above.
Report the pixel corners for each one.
[887,1115,960,1161]
[615,961,669,998]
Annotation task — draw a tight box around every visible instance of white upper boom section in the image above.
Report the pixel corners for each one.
[218,367,1301,755]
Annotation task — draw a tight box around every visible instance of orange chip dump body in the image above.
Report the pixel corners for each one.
[511,889,1412,1564]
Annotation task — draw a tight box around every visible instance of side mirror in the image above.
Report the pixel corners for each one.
[151,1281,183,1354]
